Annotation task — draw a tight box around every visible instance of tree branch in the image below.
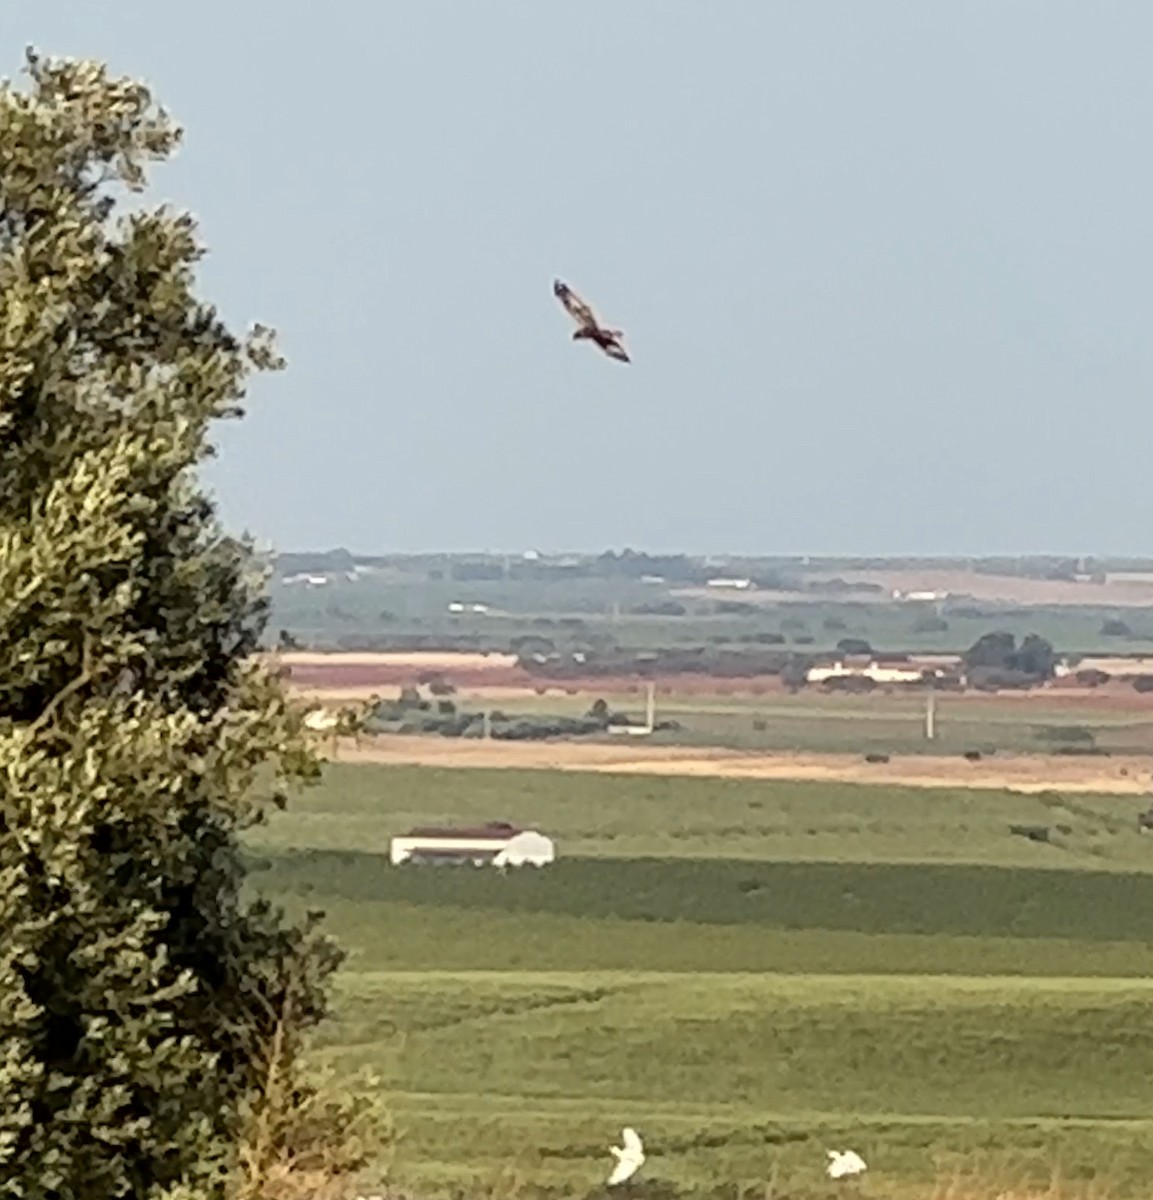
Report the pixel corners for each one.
[23,630,97,742]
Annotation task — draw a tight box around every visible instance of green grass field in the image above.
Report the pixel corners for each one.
[312,973,1153,1197]
[245,765,1153,1197]
[249,764,1152,870]
[431,688,1153,757]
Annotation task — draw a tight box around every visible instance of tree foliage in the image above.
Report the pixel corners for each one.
[962,631,1056,685]
[0,49,368,1198]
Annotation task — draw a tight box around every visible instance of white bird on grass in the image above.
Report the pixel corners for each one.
[826,1149,867,1179]
[607,1127,645,1185]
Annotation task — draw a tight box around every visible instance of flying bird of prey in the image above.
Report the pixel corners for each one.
[607,1127,645,1185]
[826,1149,867,1180]
[553,278,630,363]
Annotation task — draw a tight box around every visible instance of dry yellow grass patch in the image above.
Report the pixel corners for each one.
[925,1172,1116,1200]
[324,735,1152,795]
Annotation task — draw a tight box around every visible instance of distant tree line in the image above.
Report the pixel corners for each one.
[515,645,804,680]
[275,547,357,576]
[366,686,679,740]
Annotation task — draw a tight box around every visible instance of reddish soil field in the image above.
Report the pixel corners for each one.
[283,660,538,690]
[285,664,812,699]
[276,652,1153,711]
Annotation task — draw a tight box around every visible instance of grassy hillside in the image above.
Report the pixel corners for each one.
[319,972,1153,1122]
[309,972,1153,1197]
[249,763,1153,870]
[257,851,1153,944]
[243,764,1153,1197]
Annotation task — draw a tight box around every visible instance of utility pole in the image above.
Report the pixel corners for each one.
[645,681,656,732]
[924,688,937,741]
[483,709,491,740]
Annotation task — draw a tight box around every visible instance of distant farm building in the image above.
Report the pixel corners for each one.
[806,659,945,686]
[1055,656,1153,679]
[891,589,949,602]
[706,577,754,590]
[280,572,331,587]
[389,822,556,868]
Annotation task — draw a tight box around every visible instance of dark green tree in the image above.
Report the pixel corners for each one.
[962,631,1015,670]
[963,631,1056,683]
[1015,633,1057,679]
[835,637,872,656]
[0,49,373,1197]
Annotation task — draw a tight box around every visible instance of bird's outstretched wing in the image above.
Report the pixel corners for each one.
[600,339,631,363]
[607,1159,638,1186]
[606,1127,644,1185]
[553,279,599,330]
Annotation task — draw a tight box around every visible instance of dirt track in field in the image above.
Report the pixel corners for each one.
[326,735,1153,795]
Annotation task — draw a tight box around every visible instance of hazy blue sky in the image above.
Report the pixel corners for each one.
[5,2,1153,557]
